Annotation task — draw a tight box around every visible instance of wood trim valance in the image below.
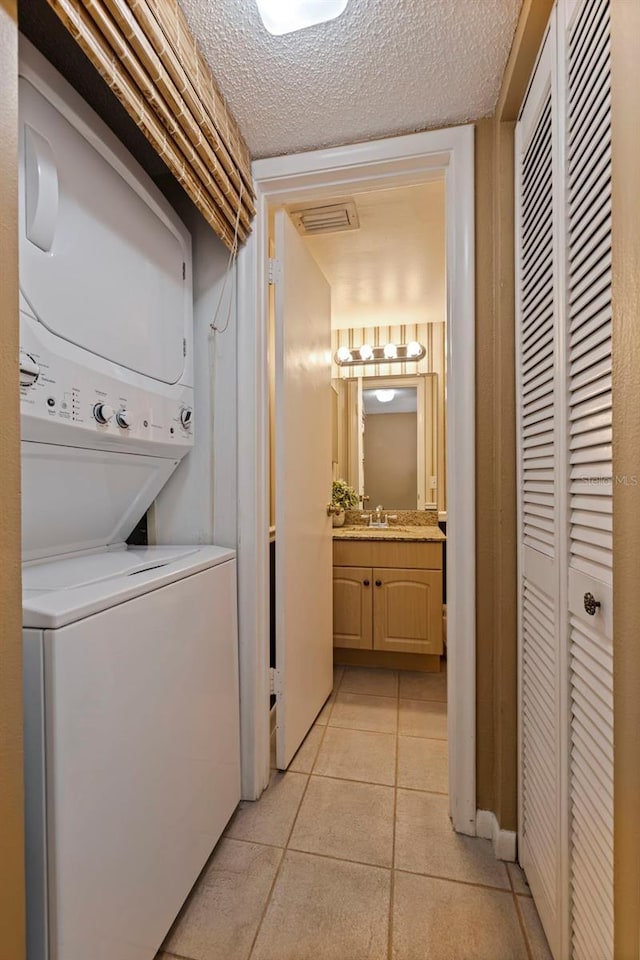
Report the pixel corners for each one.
[46,0,255,251]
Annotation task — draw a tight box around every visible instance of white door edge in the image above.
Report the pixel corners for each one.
[237,125,477,834]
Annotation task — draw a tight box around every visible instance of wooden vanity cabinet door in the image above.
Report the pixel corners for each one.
[333,566,373,649]
[373,568,443,655]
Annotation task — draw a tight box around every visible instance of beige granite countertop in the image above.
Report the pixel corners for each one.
[333,525,445,542]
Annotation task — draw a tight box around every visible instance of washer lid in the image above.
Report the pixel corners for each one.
[19,76,190,385]
[21,442,180,563]
[23,545,236,629]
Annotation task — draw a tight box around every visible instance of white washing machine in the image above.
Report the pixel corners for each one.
[18,39,241,960]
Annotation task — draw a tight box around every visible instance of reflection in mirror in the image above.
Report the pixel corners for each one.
[362,387,418,509]
[335,374,438,512]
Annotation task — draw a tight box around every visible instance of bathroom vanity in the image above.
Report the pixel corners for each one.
[332,520,445,672]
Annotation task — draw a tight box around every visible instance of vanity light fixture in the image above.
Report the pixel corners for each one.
[256,0,350,36]
[375,390,395,403]
[334,341,426,366]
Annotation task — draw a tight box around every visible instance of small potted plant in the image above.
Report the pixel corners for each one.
[331,479,359,528]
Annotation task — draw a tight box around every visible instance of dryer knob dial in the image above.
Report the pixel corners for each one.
[19,351,40,387]
[180,407,193,429]
[116,409,134,429]
[93,402,115,425]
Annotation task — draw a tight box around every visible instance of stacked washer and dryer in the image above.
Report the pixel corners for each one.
[18,38,241,960]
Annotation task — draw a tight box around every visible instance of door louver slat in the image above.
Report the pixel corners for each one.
[566,1,614,957]
[519,94,556,579]
[570,615,614,959]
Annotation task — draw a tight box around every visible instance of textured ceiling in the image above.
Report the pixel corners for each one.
[302,181,445,330]
[180,0,522,159]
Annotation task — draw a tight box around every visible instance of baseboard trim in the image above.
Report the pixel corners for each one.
[476,809,517,862]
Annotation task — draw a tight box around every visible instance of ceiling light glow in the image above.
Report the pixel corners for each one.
[256,0,349,36]
[375,390,395,403]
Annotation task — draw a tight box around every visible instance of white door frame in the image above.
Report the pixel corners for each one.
[236,125,477,835]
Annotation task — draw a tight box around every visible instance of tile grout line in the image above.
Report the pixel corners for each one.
[226,834,515,896]
[393,866,513,895]
[507,864,539,960]
[246,668,342,960]
[337,687,446,704]
[339,691,446,703]
[290,769,448,794]
[387,674,400,960]
[327,720,446,741]
[512,886,535,960]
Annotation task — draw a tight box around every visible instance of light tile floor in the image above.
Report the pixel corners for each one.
[158,664,552,960]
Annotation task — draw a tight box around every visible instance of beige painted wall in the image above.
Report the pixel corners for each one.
[0,0,26,955]
[611,2,640,956]
[474,0,554,832]
[363,413,418,510]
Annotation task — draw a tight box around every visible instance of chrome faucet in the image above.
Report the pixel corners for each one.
[374,504,384,525]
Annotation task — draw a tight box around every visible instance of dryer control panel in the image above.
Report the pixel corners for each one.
[20,313,193,460]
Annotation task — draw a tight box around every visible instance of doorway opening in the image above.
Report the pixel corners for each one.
[236,126,476,837]
[267,179,449,801]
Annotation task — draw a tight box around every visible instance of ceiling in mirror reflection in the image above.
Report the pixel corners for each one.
[304,181,445,330]
[363,388,418,415]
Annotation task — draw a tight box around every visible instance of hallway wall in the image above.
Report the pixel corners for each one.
[152,202,238,550]
[474,0,554,835]
[0,0,26,956]
[611,1,640,955]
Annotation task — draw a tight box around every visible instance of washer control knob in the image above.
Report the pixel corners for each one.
[116,409,134,429]
[19,351,40,387]
[180,407,193,429]
[93,402,114,425]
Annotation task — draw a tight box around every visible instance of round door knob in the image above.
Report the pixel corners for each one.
[375,580,382,587]
[583,592,601,616]
[363,579,370,586]
[116,409,134,429]
[19,351,40,387]
[180,407,193,429]
[93,402,114,425]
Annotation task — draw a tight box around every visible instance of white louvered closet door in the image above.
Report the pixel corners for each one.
[564,0,613,956]
[515,15,565,958]
[516,1,614,958]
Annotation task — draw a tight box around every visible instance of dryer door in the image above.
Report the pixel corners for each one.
[18,76,190,386]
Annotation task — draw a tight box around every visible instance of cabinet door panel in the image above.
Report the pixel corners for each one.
[333,566,373,649]
[373,568,442,655]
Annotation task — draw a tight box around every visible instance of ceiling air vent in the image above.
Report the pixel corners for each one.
[289,199,360,236]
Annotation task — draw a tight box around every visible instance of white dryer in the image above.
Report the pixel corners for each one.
[18,39,241,960]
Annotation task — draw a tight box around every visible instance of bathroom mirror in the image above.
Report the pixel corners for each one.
[333,374,439,511]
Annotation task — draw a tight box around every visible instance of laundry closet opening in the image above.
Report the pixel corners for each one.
[267,178,452,795]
